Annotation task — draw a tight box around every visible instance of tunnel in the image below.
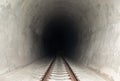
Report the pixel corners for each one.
[0,0,120,81]
[41,15,79,58]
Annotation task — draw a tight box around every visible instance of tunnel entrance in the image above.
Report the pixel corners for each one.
[41,15,79,57]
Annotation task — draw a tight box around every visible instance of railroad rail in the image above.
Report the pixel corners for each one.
[41,57,79,81]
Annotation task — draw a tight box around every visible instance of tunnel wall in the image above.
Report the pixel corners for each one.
[0,0,43,74]
[75,0,120,80]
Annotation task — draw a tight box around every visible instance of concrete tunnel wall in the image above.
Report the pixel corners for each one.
[0,0,120,80]
[0,0,43,74]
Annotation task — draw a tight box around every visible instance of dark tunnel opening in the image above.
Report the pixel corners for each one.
[41,15,79,58]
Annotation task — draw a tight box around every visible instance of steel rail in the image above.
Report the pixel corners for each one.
[41,58,56,81]
[41,57,79,81]
[62,57,80,81]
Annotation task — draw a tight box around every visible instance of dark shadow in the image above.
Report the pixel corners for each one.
[41,15,79,58]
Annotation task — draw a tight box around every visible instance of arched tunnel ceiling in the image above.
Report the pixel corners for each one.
[30,0,91,34]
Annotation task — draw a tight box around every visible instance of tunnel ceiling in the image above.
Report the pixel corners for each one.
[32,0,91,35]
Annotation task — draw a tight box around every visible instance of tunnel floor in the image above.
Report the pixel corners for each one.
[0,57,108,81]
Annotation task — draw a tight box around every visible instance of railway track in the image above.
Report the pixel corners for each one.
[41,57,79,81]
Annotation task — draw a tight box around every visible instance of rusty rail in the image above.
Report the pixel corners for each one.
[41,58,56,81]
[62,57,80,81]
